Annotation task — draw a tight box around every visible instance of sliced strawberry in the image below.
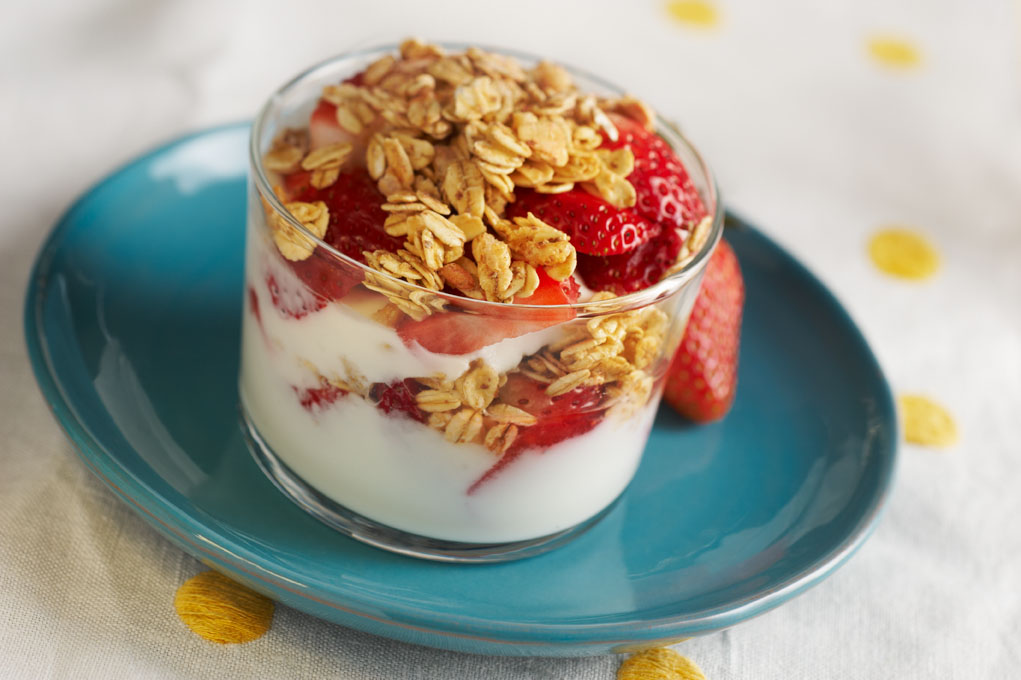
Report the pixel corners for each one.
[664,238,744,423]
[559,272,580,301]
[575,224,684,294]
[288,255,360,304]
[508,190,658,256]
[519,266,579,305]
[308,100,353,150]
[398,313,503,355]
[308,72,373,152]
[603,113,707,231]
[265,272,327,319]
[397,269,577,355]
[248,287,262,326]
[294,378,348,413]
[290,170,399,263]
[282,170,313,200]
[281,170,401,303]
[502,374,605,451]
[369,379,426,423]
[468,374,605,493]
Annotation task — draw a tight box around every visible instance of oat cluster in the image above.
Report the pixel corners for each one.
[527,295,667,418]
[417,361,533,453]
[264,39,660,312]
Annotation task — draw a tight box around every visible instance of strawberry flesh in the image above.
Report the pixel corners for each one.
[397,313,504,356]
[265,272,327,319]
[248,287,262,326]
[281,170,314,199]
[664,238,744,423]
[289,170,399,263]
[397,268,578,355]
[294,378,348,412]
[308,72,370,150]
[283,170,400,303]
[559,272,580,301]
[603,114,708,231]
[508,190,658,256]
[309,100,353,150]
[468,374,605,493]
[511,116,710,293]
[575,225,684,294]
[504,376,605,452]
[287,254,360,305]
[370,379,426,423]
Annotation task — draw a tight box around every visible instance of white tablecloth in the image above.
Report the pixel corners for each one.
[2,1,1019,677]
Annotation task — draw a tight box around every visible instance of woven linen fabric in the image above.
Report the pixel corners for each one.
[1,0,1018,677]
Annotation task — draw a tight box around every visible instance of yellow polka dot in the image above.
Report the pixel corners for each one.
[175,571,274,644]
[867,36,922,68]
[868,228,940,280]
[618,648,706,680]
[666,1,719,27]
[900,395,958,448]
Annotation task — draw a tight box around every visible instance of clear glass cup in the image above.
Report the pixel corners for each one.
[240,45,723,562]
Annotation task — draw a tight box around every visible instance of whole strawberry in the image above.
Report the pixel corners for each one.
[664,238,744,423]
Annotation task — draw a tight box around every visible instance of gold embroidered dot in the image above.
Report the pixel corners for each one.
[174,571,274,644]
[665,1,718,27]
[867,36,922,68]
[618,648,706,680]
[900,395,958,448]
[868,228,940,280]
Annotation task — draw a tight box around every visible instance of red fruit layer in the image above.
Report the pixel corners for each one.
[398,268,579,355]
[279,170,401,306]
[508,190,659,256]
[603,114,708,231]
[664,238,744,423]
[575,224,684,295]
[468,374,605,493]
[288,170,400,263]
[248,287,262,326]
[309,100,349,150]
[559,272,580,301]
[369,379,426,423]
[265,272,327,319]
[506,376,605,451]
[294,378,348,413]
[286,254,360,306]
[247,285,274,349]
[308,71,368,149]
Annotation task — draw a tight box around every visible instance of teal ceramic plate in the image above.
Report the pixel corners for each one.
[25,124,897,657]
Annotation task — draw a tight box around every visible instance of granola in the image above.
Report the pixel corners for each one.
[258,39,704,316]
[271,201,329,261]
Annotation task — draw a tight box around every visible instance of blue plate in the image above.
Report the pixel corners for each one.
[25,124,897,657]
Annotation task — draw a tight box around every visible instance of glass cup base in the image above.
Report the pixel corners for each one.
[239,402,619,563]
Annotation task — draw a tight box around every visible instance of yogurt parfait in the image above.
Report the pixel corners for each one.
[241,40,722,560]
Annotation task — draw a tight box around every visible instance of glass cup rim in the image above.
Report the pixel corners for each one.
[250,42,724,314]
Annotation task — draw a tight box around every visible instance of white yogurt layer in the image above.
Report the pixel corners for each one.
[241,322,655,542]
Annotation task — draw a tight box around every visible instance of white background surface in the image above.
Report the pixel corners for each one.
[2,1,1019,677]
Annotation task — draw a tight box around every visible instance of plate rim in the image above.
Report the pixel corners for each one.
[23,123,899,650]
